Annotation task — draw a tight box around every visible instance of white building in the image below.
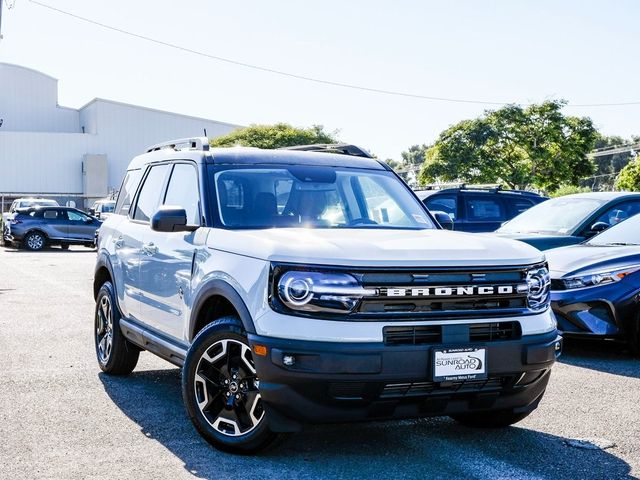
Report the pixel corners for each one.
[0,63,241,209]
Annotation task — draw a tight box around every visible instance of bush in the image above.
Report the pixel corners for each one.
[549,185,592,198]
[615,159,640,191]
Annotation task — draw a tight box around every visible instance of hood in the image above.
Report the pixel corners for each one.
[207,228,544,267]
[546,244,640,278]
[491,232,581,251]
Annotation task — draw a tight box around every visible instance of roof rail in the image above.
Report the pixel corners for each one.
[280,143,374,158]
[146,137,210,153]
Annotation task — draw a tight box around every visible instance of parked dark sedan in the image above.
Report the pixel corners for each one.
[494,192,640,250]
[4,206,101,250]
[546,214,640,353]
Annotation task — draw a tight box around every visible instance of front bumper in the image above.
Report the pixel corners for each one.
[248,330,561,432]
[551,283,640,338]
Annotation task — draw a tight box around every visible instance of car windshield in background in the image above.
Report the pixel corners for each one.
[213,166,435,230]
[21,200,58,208]
[586,214,640,246]
[497,197,605,235]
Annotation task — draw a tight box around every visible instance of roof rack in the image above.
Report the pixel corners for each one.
[146,137,210,153]
[280,143,374,158]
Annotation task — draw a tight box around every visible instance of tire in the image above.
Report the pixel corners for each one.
[182,317,278,453]
[24,231,46,251]
[61,244,70,250]
[450,409,532,428]
[94,281,140,375]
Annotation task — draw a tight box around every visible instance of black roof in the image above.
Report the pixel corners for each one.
[207,147,385,170]
[418,187,544,198]
[280,143,374,158]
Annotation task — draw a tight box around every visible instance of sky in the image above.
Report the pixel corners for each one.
[1,0,639,160]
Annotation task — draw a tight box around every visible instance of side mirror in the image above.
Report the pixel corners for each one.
[433,211,454,230]
[88,208,96,216]
[588,222,609,236]
[151,206,198,232]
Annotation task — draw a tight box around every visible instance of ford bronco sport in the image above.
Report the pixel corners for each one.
[93,138,561,453]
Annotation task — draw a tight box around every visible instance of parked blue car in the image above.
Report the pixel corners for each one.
[4,206,101,250]
[494,192,640,250]
[546,213,640,353]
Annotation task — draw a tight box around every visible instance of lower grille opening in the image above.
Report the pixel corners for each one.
[469,322,521,342]
[381,376,514,398]
[384,325,442,345]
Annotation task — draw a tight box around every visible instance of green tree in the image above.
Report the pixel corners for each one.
[584,134,639,190]
[549,184,591,197]
[401,144,430,166]
[210,123,338,149]
[384,158,402,170]
[420,101,599,191]
[615,159,640,191]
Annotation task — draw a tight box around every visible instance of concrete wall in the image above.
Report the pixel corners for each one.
[0,63,241,199]
[0,131,97,193]
[84,99,239,189]
[0,63,80,133]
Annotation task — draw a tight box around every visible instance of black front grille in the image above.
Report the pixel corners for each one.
[328,376,516,401]
[469,322,521,342]
[383,325,442,345]
[380,376,513,398]
[383,322,520,345]
[355,266,533,319]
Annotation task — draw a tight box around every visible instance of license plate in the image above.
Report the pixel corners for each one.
[432,347,487,382]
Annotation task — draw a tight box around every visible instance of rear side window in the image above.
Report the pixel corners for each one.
[67,210,91,222]
[425,195,458,220]
[116,169,143,216]
[163,163,201,225]
[133,164,171,222]
[465,196,505,221]
[43,210,60,220]
[509,198,535,215]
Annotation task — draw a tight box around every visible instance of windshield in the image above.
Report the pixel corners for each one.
[19,199,58,209]
[586,214,640,246]
[497,197,605,235]
[213,166,435,229]
[101,202,116,213]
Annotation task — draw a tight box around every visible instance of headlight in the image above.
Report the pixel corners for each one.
[275,270,376,314]
[526,264,551,311]
[557,265,640,290]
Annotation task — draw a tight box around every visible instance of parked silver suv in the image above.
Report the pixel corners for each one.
[94,138,561,453]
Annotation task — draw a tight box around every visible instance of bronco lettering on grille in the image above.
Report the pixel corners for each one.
[381,285,519,297]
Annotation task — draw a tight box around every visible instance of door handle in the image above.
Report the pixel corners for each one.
[143,242,158,256]
[113,236,124,249]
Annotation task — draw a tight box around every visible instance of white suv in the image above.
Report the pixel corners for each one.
[93,138,561,453]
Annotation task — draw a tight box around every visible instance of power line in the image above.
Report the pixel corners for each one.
[27,0,640,108]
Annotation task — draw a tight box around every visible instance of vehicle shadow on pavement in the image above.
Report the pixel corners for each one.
[559,338,640,380]
[99,369,633,480]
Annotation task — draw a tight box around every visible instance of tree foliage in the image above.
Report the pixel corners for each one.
[210,123,338,149]
[615,159,640,191]
[401,144,430,166]
[549,184,591,198]
[420,101,599,191]
[587,135,638,190]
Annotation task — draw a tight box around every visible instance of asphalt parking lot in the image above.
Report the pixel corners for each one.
[0,246,639,480]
